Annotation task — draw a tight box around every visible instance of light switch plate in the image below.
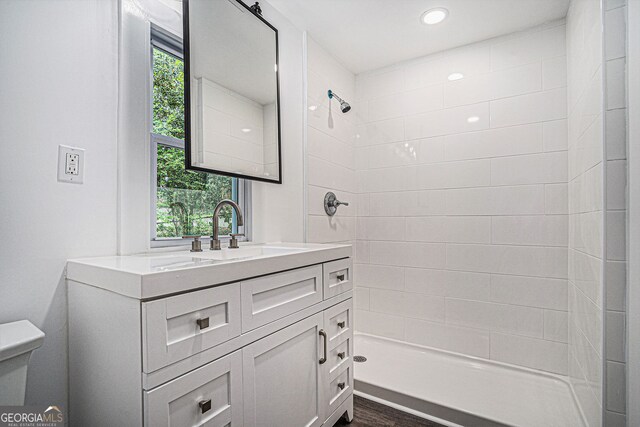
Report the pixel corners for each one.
[58,145,85,184]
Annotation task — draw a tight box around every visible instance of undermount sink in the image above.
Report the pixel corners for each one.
[191,245,307,261]
[66,242,352,299]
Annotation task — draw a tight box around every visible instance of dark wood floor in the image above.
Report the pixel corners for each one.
[333,395,444,427]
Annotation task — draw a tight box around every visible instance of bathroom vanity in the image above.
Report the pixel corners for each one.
[66,243,353,427]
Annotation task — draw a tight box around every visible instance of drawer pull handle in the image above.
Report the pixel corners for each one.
[196,317,210,330]
[199,399,212,414]
[337,321,346,328]
[338,352,345,359]
[336,273,345,282]
[338,382,346,390]
[319,330,327,364]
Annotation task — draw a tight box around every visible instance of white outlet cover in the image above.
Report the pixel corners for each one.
[57,145,85,184]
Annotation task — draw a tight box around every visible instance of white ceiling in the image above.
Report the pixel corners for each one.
[268,0,570,74]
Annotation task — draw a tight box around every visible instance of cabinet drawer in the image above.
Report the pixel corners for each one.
[323,299,353,349]
[143,283,241,372]
[144,350,243,427]
[326,365,352,417]
[327,334,353,382]
[241,265,323,332]
[323,259,352,299]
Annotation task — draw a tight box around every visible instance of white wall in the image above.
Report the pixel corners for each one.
[566,0,605,424]
[305,37,357,244]
[0,0,119,408]
[354,21,570,375]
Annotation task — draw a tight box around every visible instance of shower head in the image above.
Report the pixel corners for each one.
[328,90,351,113]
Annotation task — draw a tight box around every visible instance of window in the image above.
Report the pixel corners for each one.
[150,29,248,245]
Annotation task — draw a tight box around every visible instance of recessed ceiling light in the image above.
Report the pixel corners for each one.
[421,8,448,25]
[448,72,464,81]
[467,116,480,123]
[241,128,252,133]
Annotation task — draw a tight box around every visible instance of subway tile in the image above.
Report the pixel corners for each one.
[359,68,405,100]
[357,118,404,146]
[605,411,626,427]
[370,289,445,322]
[308,155,355,193]
[490,274,567,310]
[605,0,626,10]
[354,264,404,290]
[443,123,543,161]
[545,183,569,214]
[404,268,491,301]
[354,287,370,310]
[307,215,355,243]
[447,244,567,278]
[607,211,626,261]
[606,160,627,210]
[606,58,626,110]
[411,159,491,190]
[355,309,404,340]
[370,241,447,269]
[544,310,569,342]
[359,167,408,192]
[606,261,627,311]
[357,217,405,241]
[405,102,490,140]
[491,151,567,186]
[445,185,546,216]
[543,56,568,90]
[354,241,370,264]
[446,299,543,338]
[405,319,490,358]
[569,284,603,354]
[606,109,627,160]
[369,190,447,217]
[492,215,568,247]
[490,62,542,99]
[491,31,544,70]
[405,216,491,244]
[444,73,491,107]
[570,249,603,307]
[543,119,568,152]
[443,43,492,78]
[307,126,354,169]
[491,332,568,375]
[606,361,626,413]
[403,84,445,115]
[605,7,626,60]
[368,92,405,122]
[490,88,567,128]
[605,311,625,362]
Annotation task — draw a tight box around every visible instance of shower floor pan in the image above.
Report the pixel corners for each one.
[354,333,585,427]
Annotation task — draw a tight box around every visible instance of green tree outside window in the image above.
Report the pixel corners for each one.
[153,48,235,238]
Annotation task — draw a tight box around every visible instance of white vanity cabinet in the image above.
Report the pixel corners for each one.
[67,243,353,427]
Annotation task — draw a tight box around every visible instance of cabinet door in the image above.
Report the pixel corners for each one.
[242,313,324,427]
[144,350,243,426]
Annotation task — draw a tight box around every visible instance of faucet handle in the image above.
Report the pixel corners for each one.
[229,233,245,249]
[182,235,203,252]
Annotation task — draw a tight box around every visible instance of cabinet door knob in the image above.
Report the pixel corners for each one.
[336,273,345,282]
[337,321,346,328]
[196,317,210,330]
[338,352,345,359]
[199,399,212,414]
[338,382,346,390]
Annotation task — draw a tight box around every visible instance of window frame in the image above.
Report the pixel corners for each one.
[149,25,251,248]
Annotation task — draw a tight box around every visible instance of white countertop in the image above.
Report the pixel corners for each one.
[66,242,351,300]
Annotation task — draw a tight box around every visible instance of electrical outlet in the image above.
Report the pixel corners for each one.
[58,145,84,184]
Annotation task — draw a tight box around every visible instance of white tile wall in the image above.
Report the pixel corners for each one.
[354,21,570,375]
[602,1,628,424]
[305,37,357,249]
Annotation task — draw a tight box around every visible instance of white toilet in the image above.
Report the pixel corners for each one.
[0,320,45,405]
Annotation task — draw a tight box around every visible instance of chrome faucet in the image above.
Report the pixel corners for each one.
[211,199,244,250]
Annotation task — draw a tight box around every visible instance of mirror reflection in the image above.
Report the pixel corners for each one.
[185,0,281,183]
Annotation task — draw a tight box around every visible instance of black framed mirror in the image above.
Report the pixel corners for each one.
[183,0,282,184]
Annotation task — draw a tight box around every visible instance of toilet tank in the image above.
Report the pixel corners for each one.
[0,320,45,405]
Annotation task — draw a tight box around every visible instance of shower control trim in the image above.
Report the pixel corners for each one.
[324,192,349,216]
